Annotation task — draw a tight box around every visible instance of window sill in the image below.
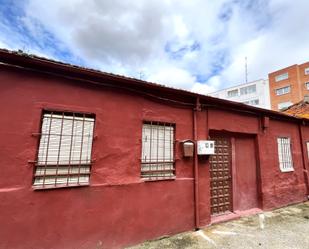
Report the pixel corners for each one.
[280,168,294,173]
[142,176,176,182]
[33,183,89,190]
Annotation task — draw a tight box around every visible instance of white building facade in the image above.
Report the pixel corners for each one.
[208,79,271,109]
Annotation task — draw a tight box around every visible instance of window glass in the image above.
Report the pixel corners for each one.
[243,99,259,106]
[278,101,292,110]
[240,85,256,95]
[227,89,238,98]
[276,86,290,96]
[275,72,289,82]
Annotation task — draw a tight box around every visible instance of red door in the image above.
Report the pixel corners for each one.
[233,136,259,211]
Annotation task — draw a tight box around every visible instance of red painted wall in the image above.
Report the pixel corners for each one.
[208,108,259,135]
[0,67,196,249]
[258,120,307,209]
[0,66,308,249]
[207,108,307,211]
[301,125,309,184]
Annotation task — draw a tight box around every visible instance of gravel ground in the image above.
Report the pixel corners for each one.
[129,201,309,249]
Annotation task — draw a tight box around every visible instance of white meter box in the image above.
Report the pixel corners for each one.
[197,140,215,155]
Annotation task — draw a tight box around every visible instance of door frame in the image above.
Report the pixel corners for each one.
[209,130,262,216]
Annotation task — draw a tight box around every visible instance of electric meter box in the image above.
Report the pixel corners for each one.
[197,140,215,155]
[183,141,194,157]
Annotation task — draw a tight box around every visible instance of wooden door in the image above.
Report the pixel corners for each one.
[209,137,232,215]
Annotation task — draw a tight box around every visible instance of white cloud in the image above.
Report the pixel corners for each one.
[172,15,189,38]
[191,83,217,95]
[0,40,10,50]
[147,66,197,89]
[0,0,309,95]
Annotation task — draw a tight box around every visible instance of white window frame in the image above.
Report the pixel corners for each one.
[227,89,238,98]
[141,121,175,181]
[305,67,309,75]
[276,86,290,96]
[306,142,309,159]
[306,82,309,90]
[240,84,256,95]
[275,72,289,82]
[243,99,259,106]
[278,101,293,111]
[277,137,294,172]
[33,111,95,189]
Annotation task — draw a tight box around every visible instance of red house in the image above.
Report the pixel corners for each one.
[0,49,308,249]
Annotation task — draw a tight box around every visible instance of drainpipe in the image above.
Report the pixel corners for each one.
[298,122,309,197]
[193,97,201,229]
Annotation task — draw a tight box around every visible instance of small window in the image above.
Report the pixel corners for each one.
[307,142,309,159]
[141,122,175,181]
[243,99,259,106]
[276,86,290,96]
[278,101,292,111]
[306,82,309,90]
[275,72,289,82]
[227,89,238,98]
[240,85,256,95]
[277,137,294,172]
[33,111,95,189]
[305,67,309,75]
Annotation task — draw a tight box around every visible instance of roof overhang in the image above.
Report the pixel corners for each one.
[0,48,308,124]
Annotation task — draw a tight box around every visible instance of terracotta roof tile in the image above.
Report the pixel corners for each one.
[284,100,309,118]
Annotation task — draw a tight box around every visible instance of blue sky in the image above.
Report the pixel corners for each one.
[0,0,309,94]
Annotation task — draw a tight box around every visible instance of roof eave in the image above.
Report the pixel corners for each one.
[0,48,307,124]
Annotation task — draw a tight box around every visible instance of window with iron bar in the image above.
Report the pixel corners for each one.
[277,137,294,172]
[141,122,175,181]
[33,111,95,189]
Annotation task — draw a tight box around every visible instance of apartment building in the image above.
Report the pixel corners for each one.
[269,62,309,111]
[208,79,271,109]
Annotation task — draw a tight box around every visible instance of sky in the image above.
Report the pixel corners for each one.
[0,0,308,94]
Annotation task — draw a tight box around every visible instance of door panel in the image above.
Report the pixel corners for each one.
[209,137,232,215]
[234,136,258,211]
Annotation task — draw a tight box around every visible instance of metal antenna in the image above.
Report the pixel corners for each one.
[245,57,248,83]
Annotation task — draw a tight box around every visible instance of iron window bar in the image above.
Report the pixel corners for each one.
[33,110,95,189]
[277,137,294,172]
[141,121,175,181]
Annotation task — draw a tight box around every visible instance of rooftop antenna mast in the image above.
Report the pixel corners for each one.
[245,56,248,84]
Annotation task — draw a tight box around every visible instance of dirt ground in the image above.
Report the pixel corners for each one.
[129,201,309,249]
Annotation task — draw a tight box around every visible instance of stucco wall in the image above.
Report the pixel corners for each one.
[0,66,308,249]
[258,119,307,209]
[0,67,200,249]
